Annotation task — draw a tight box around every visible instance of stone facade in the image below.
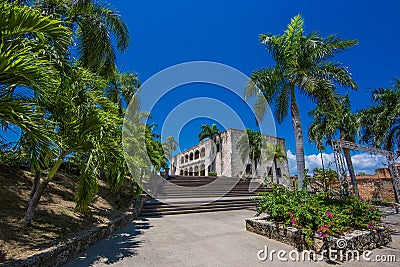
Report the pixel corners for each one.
[170,129,289,182]
[353,167,398,202]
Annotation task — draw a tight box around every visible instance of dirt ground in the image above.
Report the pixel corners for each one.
[0,166,127,263]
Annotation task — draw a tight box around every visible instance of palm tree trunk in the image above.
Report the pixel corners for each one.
[290,96,305,188]
[274,158,279,184]
[28,171,41,205]
[343,147,359,196]
[24,178,50,224]
[24,157,64,225]
[320,151,326,191]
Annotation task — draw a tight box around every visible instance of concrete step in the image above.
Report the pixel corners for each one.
[140,203,256,217]
[139,175,269,217]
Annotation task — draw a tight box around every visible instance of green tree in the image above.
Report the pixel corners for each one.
[0,1,71,146]
[245,15,358,188]
[199,124,221,175]
[33,0,129,78]
[24,67,121,223]
[308,93,359,196]
[313,167,339,192]
[145,125,168,173]
[0,1,71,90]
[105,70,140,115]
[263,142,287,184]
[237,129,263,177]
[359,79,400,152]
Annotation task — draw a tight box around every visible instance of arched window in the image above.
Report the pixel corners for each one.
[180,156,184,164]
[185,154,188,162]
[189,167,193,176]
[194,150,200,159]
[189,152,194,161]
[194,165,199,176]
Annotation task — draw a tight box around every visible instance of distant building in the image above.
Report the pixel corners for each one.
[170,128,289,181]
[353,165,399,202]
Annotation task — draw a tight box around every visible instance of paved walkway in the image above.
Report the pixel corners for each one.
[64,209,400,267]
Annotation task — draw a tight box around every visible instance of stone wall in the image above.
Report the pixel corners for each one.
[357,178,396,202]
[246,216,392,261]
[3,195,149,267]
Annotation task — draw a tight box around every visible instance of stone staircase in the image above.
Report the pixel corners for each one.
[140,175,272,217]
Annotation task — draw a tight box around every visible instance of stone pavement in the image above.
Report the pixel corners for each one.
[64,209,400,267]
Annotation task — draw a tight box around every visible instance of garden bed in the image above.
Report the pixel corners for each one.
[246,215,392,260]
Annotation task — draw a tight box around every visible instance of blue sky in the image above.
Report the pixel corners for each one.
[2,0,399,174]
[110,0,400,173]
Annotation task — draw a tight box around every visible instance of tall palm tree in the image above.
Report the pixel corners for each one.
[359,79,400,152]
[308,93,359,196]
[199,124,221,174]
[237,129,263,177]
[245,15,358,188]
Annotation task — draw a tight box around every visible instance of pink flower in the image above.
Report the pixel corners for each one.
[326,212,333,218]
[317,230,323,236]
[291,217,296,225]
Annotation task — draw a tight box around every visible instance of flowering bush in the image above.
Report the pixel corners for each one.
[253,183,383,246]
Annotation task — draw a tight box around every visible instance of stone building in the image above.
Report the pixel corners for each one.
[354,167,399,202]
[170,128,289,181]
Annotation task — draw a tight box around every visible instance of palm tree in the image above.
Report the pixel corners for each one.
[263,142,287,184]
[24,67,122,223]
[313,167,339,193]
[105,70,140,115]
[162,136,178,175]
[308,93,359,196]
[359,79,400,152]
[199,124,221,174]
[245,15,358,188]
[33,0,129,78]
[237,129,263,177]
[0,1,72,90]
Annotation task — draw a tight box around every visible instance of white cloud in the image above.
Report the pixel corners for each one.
[288,150,387,176]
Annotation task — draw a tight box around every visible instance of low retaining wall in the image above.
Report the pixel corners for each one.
[3,194,149,267]
[246,216,392,260]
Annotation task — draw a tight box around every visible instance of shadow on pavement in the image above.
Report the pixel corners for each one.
[63,219,151,266]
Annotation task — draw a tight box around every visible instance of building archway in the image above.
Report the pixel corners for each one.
[189,152,194,161]
[185,154,188,163]
[194,165,199,176]
[189,167,193,176]
[184,168,188,176]
[194,150,200,159]
[180,156,184,164]
[245,164,252,175]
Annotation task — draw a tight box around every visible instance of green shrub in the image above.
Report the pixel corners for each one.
[253,183,383,246]
[208,172,217,176]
